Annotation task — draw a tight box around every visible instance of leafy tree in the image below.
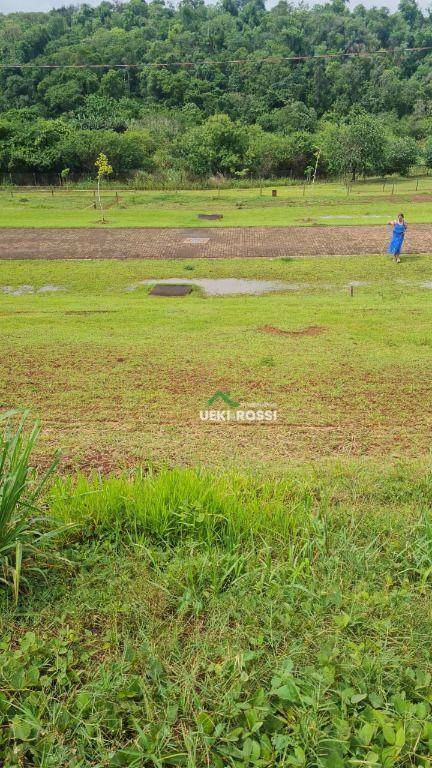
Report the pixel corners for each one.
[100,70,129,100]
[0,113,72,173]
[425,137,432,170]
[285,132,317,177]
[245,128,289,177]
[58,129,154,174]
[258,103,318,135]
[95,152,113,218]
[178,114,248,177]
[73,94,140,131]
[383,136,418,175]
[319,111,386,180]
[0,0,429,179]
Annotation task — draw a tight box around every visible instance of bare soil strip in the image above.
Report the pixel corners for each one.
[0,224,431,260]
[258,325,327,336]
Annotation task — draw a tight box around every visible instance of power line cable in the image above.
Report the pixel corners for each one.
[0,44,431,69]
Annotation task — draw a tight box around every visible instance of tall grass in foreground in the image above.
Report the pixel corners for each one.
[48,462,432,548]
[49,467,314,548]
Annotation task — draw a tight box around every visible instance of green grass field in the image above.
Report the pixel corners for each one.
[1,178,432,227]
[2,465,432,766]
[1,252,432,468]
[2,245,432,767]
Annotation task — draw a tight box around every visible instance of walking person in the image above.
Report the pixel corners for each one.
[387,213,407,263]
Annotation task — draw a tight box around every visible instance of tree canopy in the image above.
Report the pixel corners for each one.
[0,0,430,180]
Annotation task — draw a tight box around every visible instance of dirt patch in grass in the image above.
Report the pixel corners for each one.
[258,325,327,337]
[64,310,117,315]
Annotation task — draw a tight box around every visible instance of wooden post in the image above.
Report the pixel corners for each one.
[392,183,395,195]
[350,285,354,297]
[416,178,419,191]
[272,189,277,197]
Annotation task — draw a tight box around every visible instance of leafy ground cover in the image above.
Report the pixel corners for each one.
[0,179,431,228]
[1,463,432,767]
[0,253,432,468]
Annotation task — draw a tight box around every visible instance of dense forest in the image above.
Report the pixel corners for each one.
[0,0,432,182]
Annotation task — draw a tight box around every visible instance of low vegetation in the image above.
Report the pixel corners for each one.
[1,252,432,468]
[1,186,431,764]
[1,178,432,227]
[1,449,432,766]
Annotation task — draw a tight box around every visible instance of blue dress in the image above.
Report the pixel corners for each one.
[388,222,407,255]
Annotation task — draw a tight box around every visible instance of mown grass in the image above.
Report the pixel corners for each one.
[1,178,431,227]
[1,464,432,766]
[1,253,432,467]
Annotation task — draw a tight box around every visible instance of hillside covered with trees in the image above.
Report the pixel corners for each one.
[0,0,432,182]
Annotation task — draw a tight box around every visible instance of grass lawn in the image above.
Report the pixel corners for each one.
[2,246,432,766]
[1,178,432,228]
[1,465,432,766]
[0,252,432,468]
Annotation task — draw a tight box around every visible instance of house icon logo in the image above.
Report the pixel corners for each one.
[207,391,239,408]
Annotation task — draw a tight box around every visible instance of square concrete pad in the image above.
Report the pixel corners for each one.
[182,237,210,244]
[149,284,192,297]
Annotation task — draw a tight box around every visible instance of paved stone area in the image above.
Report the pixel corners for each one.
[0,224,431,260]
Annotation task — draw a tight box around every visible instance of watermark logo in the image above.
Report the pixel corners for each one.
[200,391,278,423]
[207,391,239,408]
